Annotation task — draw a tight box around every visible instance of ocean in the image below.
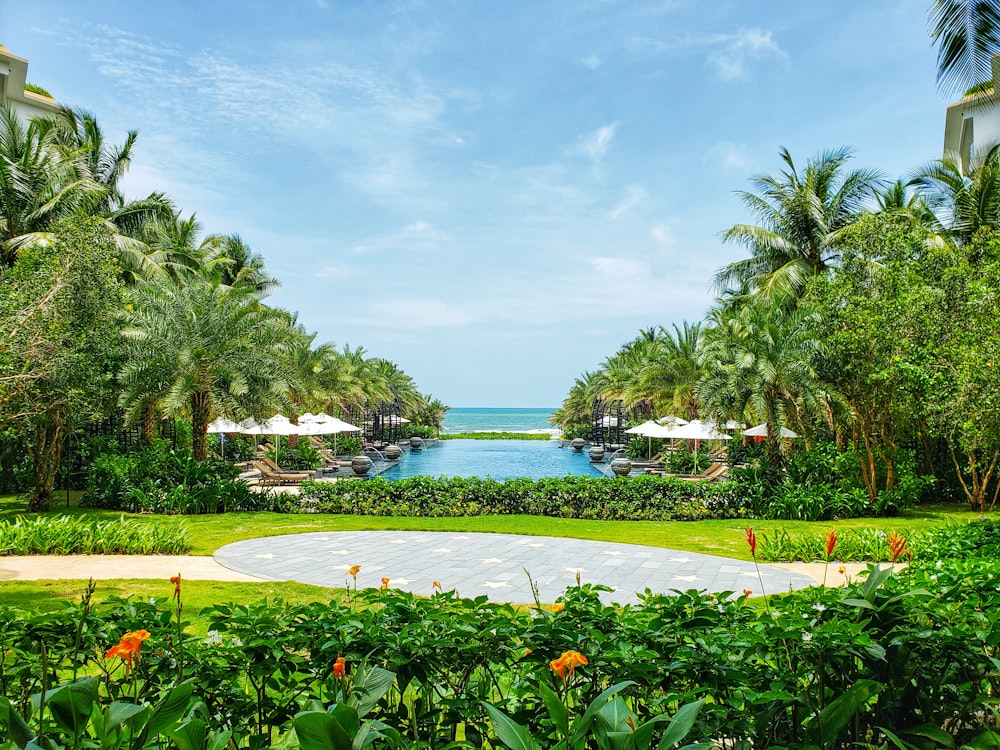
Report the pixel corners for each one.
[441,407,558,434]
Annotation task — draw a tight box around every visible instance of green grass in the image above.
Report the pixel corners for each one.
[1,492,973,559]
[0,578,345,635]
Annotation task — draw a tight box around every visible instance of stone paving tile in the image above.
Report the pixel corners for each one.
[214,531,816,605]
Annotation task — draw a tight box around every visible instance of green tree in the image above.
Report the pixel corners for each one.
[697,299,828,466]
[0,217,124,509]
[807,214,939,502]
[716,147,882,301]
[119,276,294,460]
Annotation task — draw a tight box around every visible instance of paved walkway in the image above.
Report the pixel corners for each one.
[213,531,824,605]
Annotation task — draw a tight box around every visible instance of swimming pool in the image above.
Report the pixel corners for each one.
[380,439,610,480]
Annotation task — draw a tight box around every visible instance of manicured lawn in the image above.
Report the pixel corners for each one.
[1,491,974,559]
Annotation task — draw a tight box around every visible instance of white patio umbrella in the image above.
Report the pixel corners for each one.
[207,417,242,461]
[742,423,799,438]
[656,414,689,427]
[240,414,300,462]
[299,413,361,454]
[662,419,732,470]
[625,419,676,457]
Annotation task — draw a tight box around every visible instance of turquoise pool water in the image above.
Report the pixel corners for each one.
[382,439,609,480]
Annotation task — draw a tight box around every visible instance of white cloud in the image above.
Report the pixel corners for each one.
[709,28,785,81]
[581,54,602,70]
[576,123,617,162]
[608,185,648,219]
[649,223,677,249]
[349,221,449,255]
[704,141,756,171]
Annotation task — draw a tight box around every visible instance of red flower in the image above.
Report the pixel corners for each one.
[745,527,757,556]
[171,573,182,600]
[332,656,346,677]
[887,532,909,563]
[825,530,837,560]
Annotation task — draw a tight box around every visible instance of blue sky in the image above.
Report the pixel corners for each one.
[2,1,947,407]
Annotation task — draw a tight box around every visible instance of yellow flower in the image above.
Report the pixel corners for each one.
[348,565,361,577]
[549,650,588,680]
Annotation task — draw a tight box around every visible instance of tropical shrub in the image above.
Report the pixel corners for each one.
[0,515,191,555]
[299,474,752,521]
[3,523,1000,748]
[83,445,287,514]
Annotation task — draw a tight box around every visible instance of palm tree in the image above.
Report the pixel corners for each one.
[0,101,100,265]
[716,147,883,301]
[118,277,295,460]
[910,145,1000,245]
[211,233,279,295]
[697,299,828,466]
[929,0,1000,96]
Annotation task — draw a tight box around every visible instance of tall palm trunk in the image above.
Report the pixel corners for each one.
[191,390,212,461]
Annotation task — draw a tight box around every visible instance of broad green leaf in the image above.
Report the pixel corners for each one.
[44,676,99,737]
[350,667,396,718]
[603,730,635,750]
[632,715,669,750]
[106,702,147,729]
[961,730,1000,749]
[569,681,635,747]
[806,680,883,746]
[596,698,635,735]
[168,718,208,750]
[206,730,233,750]
[902,722,954,747]
[329,703,360,740]
[539,681,569,738]
[293,710,352,750]
[0,696,32,749]
[656,700,705,749]
[147,681,195,736]
[483,702,541,750]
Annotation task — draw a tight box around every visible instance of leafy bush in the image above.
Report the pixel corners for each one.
[0,514,191,554]
[3,527,1000,748]
[441,431,551,440]
[300,474,752,521]
[83,444,288,514]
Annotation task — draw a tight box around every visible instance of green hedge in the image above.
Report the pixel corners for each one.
[0,515,191,555]
[299,474,752,520]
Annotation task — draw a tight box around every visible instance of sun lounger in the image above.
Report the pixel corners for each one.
[646,463,729,482]
[251,460,312,486]
[261,456,316,478]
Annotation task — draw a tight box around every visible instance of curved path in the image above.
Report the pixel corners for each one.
[214,531,817,605]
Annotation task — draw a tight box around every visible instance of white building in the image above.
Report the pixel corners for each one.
[0,46,59,122]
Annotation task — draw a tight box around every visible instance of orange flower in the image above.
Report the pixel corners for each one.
[743,589,752,597]
[348,565,361,577]
[106,630,150,670]
[170,574,181,599]
[838,565,846,575]
[745,527,757,556]
[332,656,346,677]
[552,603,565,612]
[549,650,588,681]
[380,577,390,591]
[432,580,442,590]
[523,648,533,657]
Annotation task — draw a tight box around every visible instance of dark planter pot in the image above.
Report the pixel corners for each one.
[570,438,586,452]
[589,445,606,463]
[409,436,424,450]
[384,444,402,460]
[351,455,373,475]
[611,457,633,476]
